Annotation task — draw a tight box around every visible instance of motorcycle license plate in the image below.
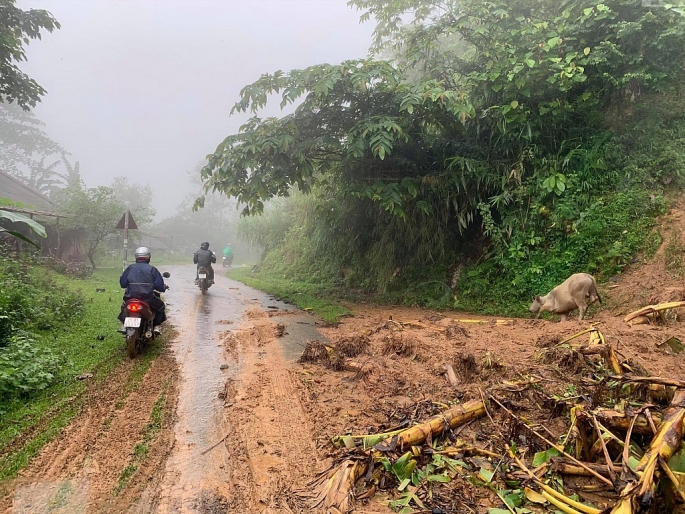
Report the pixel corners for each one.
[199,274,207,279]
[124,317,141,328]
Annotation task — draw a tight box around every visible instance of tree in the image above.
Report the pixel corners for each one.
[0,103,64,177]
[25,157,65,196]
[109,176,156,226]
[61,186,124,268]
[154,165,238,254]
[0,0,60,109]
[199,0,685,295]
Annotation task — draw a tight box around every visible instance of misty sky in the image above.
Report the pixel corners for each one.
[19,0,375,219]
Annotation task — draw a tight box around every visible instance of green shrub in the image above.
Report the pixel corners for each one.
[0,333,60,398]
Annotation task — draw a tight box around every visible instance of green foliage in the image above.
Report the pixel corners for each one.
[57,185,126,268]
[204,0,685,313]
[0,333,59,398]
[0,0,60,109]
[0,208,46,247]
[0,269,136,481]
[0,258,84,342]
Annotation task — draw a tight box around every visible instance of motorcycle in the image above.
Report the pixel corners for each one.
[197,265,211,294]
[122,271,170,359]
[222,255,233,267]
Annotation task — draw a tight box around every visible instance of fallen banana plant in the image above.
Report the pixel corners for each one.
[558,327,604,346]
[311,401,486,513]
[593,407,662,435]
[550,457,621,477]
[509,446,601,514]
[377,400,486,451]
[624,301,685,324]
[609,374,685,390]
[610,389,685,513]
[304,458,369,514]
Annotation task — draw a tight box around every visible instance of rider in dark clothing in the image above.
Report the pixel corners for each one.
[118,247,167,331]
[193,241,216,283]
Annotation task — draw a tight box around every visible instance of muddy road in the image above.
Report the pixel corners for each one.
[4,265,325,513]
[143,265,323,513]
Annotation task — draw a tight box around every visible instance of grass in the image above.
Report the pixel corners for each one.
[0,268,140,483]
[226,267,352,322]
[664,229,685,277]
[114,381,168,495]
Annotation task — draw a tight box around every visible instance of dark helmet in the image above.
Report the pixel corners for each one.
[135,246,151,262]
[200,242,210,250]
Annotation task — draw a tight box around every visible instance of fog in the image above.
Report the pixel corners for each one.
[19,0,374,219]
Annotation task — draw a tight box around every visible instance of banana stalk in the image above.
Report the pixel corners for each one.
[310,401,486,513]
[593,408,661,435]
[624,301,685,323]
[610,389,685,513]
[381,400,486,450]
[550,457,621,477]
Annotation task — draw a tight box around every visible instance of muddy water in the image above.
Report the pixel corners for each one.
[146,265,321,513]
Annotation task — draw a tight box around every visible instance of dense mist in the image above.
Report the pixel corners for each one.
[17,0,374,219]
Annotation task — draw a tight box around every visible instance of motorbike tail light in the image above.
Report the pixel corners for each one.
[128,303,142,312]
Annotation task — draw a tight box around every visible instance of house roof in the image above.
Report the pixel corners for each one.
[0,169,56,211]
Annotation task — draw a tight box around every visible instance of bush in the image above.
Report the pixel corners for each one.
[0,257,86,341]
[0,333,60,398]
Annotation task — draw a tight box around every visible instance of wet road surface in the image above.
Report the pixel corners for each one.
[148,265,322,513]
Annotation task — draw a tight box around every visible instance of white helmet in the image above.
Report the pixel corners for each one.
[135,247,151,261]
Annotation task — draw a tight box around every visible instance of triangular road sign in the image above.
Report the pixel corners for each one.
[115,210,138,230]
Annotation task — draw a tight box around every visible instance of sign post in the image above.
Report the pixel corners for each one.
[116,210,138,271]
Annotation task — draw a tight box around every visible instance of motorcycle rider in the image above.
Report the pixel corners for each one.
[118,247,168,334]
[222,242,234,266]
[194,241,216,284]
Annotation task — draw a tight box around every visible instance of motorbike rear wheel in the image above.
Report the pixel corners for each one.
[200,279,207,294]
[127,329,139,359]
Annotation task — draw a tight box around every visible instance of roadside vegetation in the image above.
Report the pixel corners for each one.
[209,0,685,317]
[0,260,138,481]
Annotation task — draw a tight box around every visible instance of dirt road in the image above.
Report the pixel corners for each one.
[4,265,325,513]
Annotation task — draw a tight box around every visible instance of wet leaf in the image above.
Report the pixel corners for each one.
[478,467,495,483]
[668,444,685,472]
[488,509,511,514]
[532,447,562,466]
[524,487,547,504]
[661,337,684,355]
[504,489,524,508]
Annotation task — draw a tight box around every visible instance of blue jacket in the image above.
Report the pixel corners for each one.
[120,262,165,301]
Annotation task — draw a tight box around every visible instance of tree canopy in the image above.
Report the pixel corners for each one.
[0,0,60,109]
[202,0,685,300]
[201,0,685,227]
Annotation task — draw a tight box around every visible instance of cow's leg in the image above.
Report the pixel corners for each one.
[578,305,587,321]
[560,313,568,322]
